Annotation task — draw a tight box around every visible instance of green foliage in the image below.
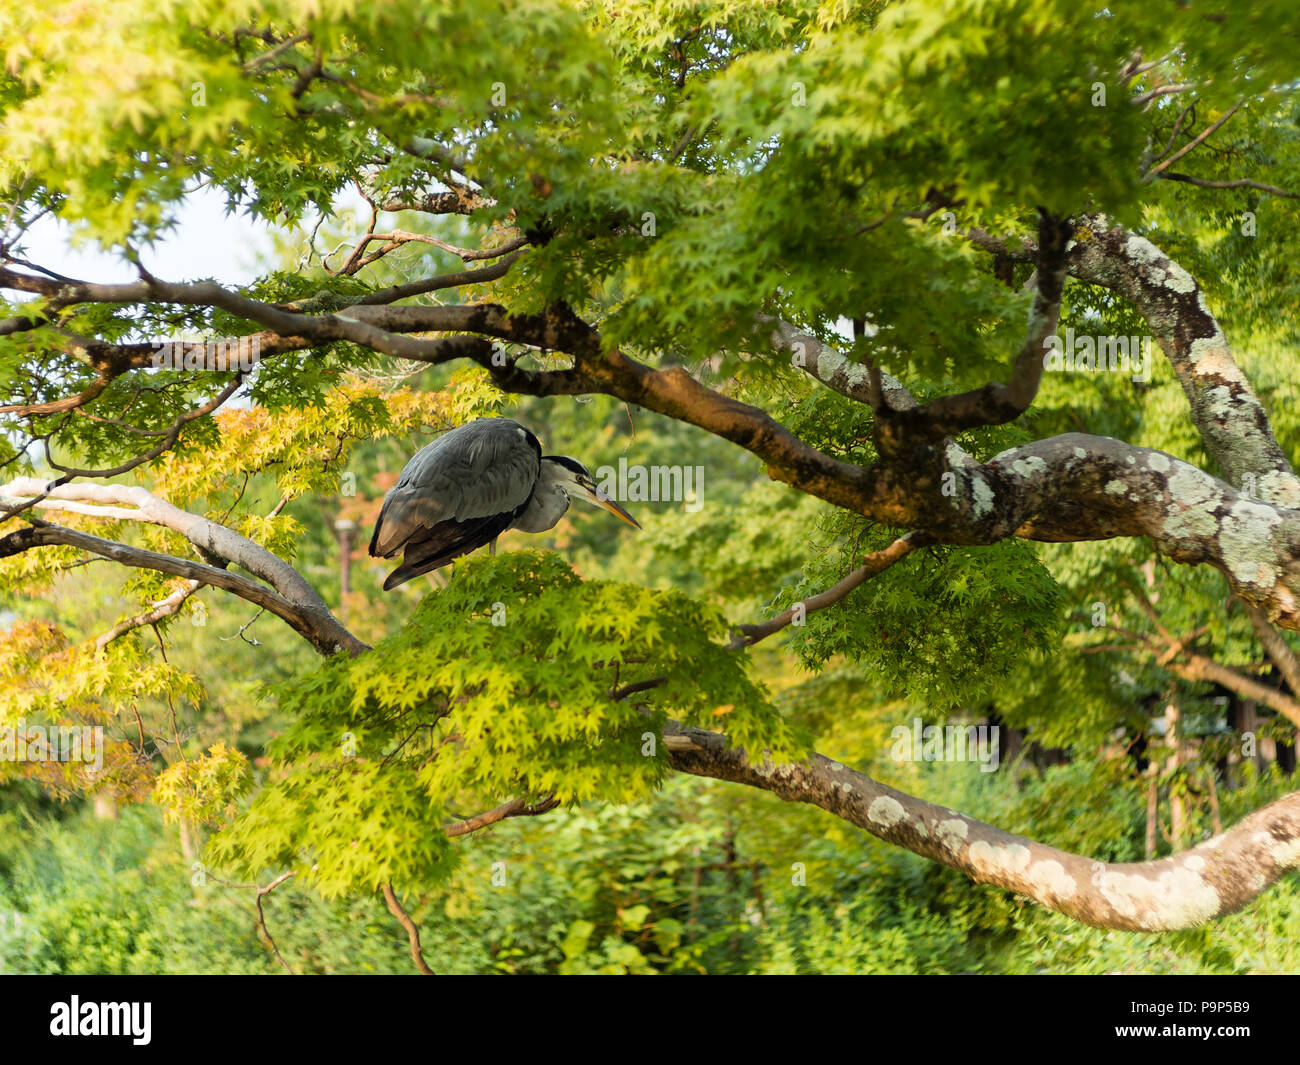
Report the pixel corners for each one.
[0,804,419,974]
[772,535,1064,708]
[153,742,251,828]
[9,750,1297,975]
[3,0,1300,973]
[207,551,800,897]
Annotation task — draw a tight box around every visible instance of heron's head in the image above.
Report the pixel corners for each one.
[541,456,641,528]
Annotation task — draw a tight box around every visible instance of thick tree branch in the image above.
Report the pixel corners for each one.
[379,188,490,216]
[0,486,366,657]
[662,722,1300,932]
[2,478,360,648]
[762,315,918,412]
[879,210,1073,448]
[968,215,1300,508]
[950,433,1300,628]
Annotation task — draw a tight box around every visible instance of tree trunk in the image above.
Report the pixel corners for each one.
[1145,762,1159,860]
[1166,702,1186,851]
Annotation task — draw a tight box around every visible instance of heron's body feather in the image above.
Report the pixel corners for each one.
[369,418,541,560]
[369,417,637,590]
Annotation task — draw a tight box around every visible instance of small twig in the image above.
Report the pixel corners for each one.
[1133,83,1194,107]
[382,882,435,975]
[1144,100,1244,179]
[43,373,246,480]
[326,229,527,276]
[1150,99,1197,166]
[242,31,312,71]
[219,606,266,646]
[255,871,297,974]
[95,580,202,651]
[729,533,927,650]
[442,795,560,837]
[610,677,667,702]
[1155,172,1300,198]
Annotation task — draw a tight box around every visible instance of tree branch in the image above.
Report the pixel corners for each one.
[1236,596,1300,697]
[0,518,364,657]
[1143,100,1244,179]
[880,209,1073,448]
[441,795,561,838]
[382,882,435,975]
[94,579,202,651]
[662,722,1300,931]
[256,871,296,975]
[729,533,927,649]
[969,214,1300,509]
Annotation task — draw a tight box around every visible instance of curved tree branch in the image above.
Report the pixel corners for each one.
[968,214,1300,508]
[662,722,1300,932]
[382,882,436,975]
[0,500,365,657]
[442,795,561,838]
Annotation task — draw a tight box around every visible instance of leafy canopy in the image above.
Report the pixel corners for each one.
[209,552,798,897]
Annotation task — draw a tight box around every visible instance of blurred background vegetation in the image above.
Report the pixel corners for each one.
[2,362,1297,973]
[4,65,1300,971]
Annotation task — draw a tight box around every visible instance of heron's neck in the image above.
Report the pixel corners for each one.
[513,462,572,533]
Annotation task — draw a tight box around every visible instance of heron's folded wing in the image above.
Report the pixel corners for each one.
[381,510,519,589]
[369,419,541,558]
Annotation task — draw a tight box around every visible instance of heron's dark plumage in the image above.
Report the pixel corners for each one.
[377,509,521,590]
[369,417,638,590]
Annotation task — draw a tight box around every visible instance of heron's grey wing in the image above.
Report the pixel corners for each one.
[368,418,541,558]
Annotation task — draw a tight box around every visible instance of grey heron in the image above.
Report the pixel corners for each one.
[368,417,640,590]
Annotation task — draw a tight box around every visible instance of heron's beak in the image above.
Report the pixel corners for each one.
[578,479,641,529]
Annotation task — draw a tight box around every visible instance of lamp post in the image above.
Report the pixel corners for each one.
[334,518,356,624]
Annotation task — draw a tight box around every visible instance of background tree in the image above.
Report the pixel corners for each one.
[2,0,1300,971]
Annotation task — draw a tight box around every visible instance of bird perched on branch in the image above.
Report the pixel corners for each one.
[369,417,640,590]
